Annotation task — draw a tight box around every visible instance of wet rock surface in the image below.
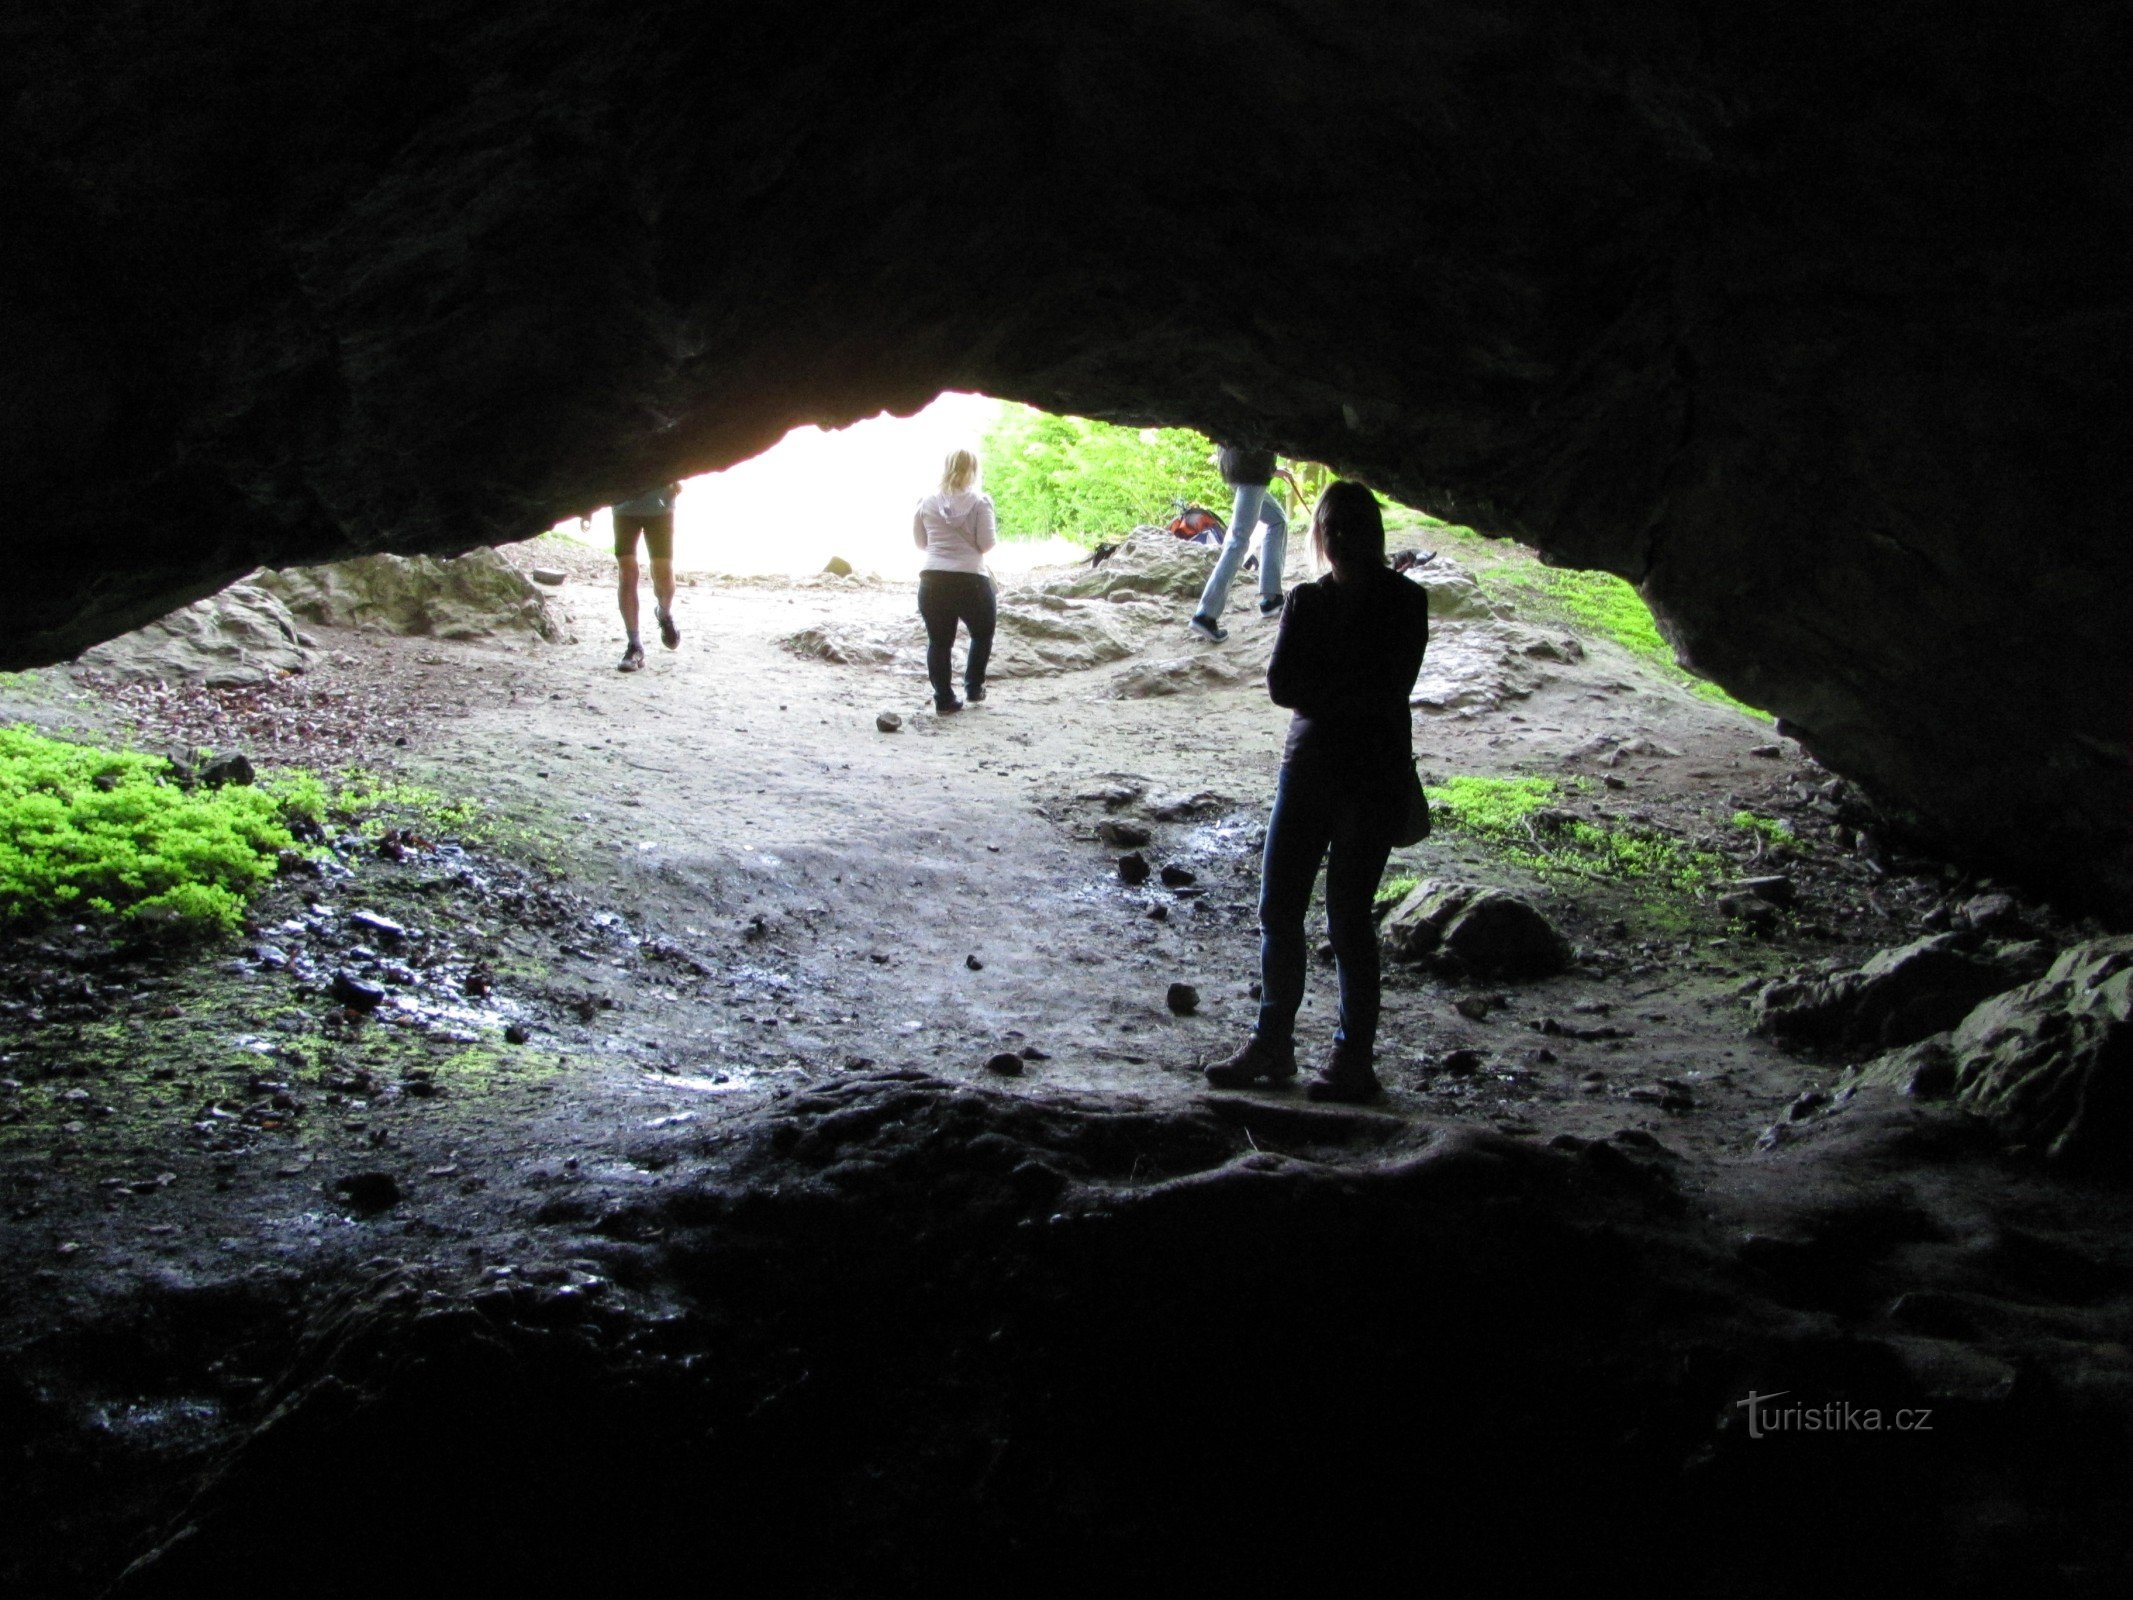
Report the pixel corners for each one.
[1851,937,2133,1165]
[1753,934,2054,1052]
[40,1075,2133,1600]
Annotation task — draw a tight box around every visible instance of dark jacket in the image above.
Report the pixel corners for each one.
[1266,566,1430,782]
[1216,443,1277,487]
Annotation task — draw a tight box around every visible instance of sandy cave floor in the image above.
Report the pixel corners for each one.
[5,541,2133,1596]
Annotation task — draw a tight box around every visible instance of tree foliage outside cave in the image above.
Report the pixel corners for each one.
[979,404,1231,544]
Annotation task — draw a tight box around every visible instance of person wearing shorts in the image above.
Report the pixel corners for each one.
[610,482,681,672]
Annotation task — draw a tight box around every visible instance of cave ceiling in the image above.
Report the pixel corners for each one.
[1,1,2128,900]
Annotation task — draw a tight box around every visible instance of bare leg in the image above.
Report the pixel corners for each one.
[617,555,642,642]
[651,558,678,647]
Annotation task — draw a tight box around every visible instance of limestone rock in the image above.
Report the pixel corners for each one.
[1104,655,1246,700]
[783,581,1155,680]
[1043,528,1213,604]
[1943,937,2133,1164]
[1402,556,1498,622]
[1850,937,2133,1166]
[1380,880,1571,979]
[1752,934,2053,1052]
[991,589,1149,673]
[791,628,897,667]
[1408,621,1572,717]
[76,583,310,687]
[255,549,568,642]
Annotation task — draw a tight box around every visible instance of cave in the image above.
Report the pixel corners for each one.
[5,4,2133,1597]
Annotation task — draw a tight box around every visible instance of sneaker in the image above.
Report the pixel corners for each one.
[617,643,645,673]
[1203,1035,1298,1089]
[1188,613,1228,643]
[1304,1053,1382,1104]
[966,684,986,703]
[935,696,963,715]
[657,610,680,650]
[1259,593,1284,617]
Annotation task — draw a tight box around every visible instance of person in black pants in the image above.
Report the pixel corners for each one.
[912,449,998,713]
[1205,480,1430,1102]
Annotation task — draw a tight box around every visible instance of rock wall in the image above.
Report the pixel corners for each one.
[1,2,2127,899]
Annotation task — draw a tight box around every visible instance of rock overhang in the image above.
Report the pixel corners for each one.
[1,0,2127,902]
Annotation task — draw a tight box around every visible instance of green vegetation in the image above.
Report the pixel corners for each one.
[1472,560,1766,717]
[1731,809,1799,854]
[0,726,301,936]
[1426,774,1559,835]
[330,775,485,839]
[1425,774,1726,895]
[980,404,1235,544]
[1373,872,1422,915]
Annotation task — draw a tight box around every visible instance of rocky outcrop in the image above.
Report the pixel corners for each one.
[75,585,310,688]
[1381,880,1572,979]
[1849,937,2133,1165]
[254,550,568,642]
[1,3,2128,901]
[1753,934,2053,1052]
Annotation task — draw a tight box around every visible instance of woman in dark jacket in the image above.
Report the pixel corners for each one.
[1205,480,1429,1102]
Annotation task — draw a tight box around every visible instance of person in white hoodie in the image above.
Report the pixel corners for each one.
[912,449,998,713]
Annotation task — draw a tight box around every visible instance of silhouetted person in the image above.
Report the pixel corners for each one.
[1188,441,1298,641]
[1206,480,1429,1102]
[913,448,997,713]
[608,481,682,672]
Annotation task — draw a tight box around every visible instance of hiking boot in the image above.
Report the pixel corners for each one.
[1203,1035,1298,1089]
[1304,1052,1382,1104]
[935,695,963,714]
[657,610,680,650]
[966,684,986,703]
[617,643,645,673]
[1259,593,1284,617]
[1188,613,1228,643]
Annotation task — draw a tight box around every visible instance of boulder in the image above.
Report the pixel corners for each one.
[1752,934,2053,1052]
[1408,621,1573,717]
[255,548,568,642]
[782,582,1155,680]
[75,583,310,687]
[1043,527,1213,604]
[1402,556,1499,622]
[1849,937,2133,1166]
[1380,880,1571,979]
[1104,655,1246,700]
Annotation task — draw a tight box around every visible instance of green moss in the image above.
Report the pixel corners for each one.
[331,776,486,837]
[0,725,305,936]
[1426,775,1560,835]
[1424,773,1726,895]
[1373,873,1422,915]
[1731,809,1799,854]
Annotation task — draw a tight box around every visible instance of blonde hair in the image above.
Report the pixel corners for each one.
[940,449,981,493]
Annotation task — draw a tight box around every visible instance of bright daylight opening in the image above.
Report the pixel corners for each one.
[549,392,1095,578]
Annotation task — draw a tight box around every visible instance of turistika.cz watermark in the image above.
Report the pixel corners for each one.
[1736,1390,1934,1439]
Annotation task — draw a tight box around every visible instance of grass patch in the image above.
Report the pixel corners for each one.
[0,725,305,937]
[1425,774,1727,896]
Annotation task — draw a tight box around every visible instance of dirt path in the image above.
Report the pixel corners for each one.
[404,553,1833,1155]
